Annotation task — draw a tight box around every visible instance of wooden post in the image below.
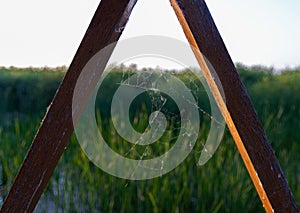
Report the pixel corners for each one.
[1,0,299,212]
[0,0,138,212]
[170,0,299,212]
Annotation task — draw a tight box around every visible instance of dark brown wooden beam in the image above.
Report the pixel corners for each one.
[170,0,299,212]
[0,0,138,212]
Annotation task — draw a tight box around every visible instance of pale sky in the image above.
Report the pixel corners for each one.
[0,0,299,70]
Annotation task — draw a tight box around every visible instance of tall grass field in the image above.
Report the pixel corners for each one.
[0,65,299,212]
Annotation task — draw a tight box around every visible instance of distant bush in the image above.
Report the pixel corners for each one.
[0,65,299,144]
[0,67,66,115]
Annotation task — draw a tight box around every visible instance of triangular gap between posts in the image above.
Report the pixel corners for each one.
[120,0,187,40]
[0,0,299,212]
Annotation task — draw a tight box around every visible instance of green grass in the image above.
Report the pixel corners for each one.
[1,116,264,212]
[0,65,299,212]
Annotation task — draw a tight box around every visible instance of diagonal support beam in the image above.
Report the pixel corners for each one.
[170,0,299,212]
[1,0,298,212]
[0,0,138,212]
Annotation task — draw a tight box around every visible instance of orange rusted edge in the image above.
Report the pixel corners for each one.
[170,0,299,212]
[170,1,273,211]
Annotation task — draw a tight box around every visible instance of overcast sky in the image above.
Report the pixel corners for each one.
[0,0,299,70]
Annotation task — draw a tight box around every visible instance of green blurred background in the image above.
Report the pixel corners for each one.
[0,65,299,212]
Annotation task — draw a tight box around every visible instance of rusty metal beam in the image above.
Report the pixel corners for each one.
[170,0,299,212]
[0,0,138,212]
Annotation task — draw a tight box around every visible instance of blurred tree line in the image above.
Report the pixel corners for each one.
[0,64,299,144]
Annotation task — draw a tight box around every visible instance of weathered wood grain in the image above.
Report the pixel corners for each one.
[0,0,137,212]
[170,0,299,212]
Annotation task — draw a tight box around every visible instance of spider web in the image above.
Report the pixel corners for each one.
[72,36,226,180]
[94,64,225,179]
